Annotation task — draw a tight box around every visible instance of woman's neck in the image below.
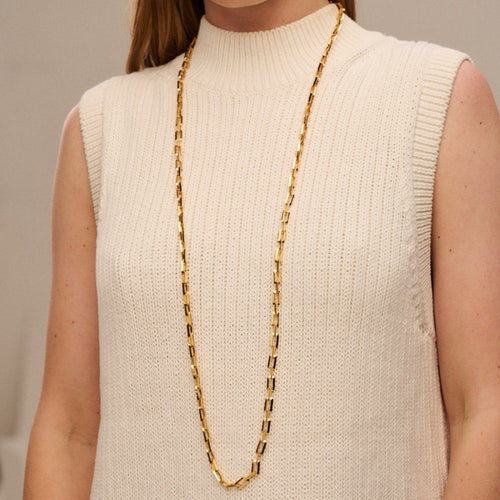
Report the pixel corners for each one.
[203,0,331,32]
[183,2,349,91]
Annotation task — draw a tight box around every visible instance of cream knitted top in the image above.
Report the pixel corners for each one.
[78,3,472,498]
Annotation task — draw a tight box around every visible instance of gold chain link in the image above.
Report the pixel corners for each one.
[174,1,345,490]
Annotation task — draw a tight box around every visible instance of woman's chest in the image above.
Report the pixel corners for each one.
[96,81,416,333]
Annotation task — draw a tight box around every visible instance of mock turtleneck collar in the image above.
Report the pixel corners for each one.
[182,3,364,92]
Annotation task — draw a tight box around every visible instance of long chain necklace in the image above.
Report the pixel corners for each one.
[174,1,345,490]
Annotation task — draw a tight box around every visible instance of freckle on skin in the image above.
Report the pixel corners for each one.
[480,121,482,125]
[464,184,467,188]
[71,320,76,324]
[54,334,57,338]
[449,248,452,252]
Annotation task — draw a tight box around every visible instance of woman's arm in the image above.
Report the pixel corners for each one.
[23,104,101,499]
[432,60,500,499]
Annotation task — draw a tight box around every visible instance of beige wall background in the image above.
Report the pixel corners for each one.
[1,0,498,497]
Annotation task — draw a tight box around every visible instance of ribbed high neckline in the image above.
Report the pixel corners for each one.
[182,2,374,92]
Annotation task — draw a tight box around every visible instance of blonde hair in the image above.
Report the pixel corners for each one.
[126,0,357,73]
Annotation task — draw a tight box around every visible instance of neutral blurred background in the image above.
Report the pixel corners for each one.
[1,0,498,497]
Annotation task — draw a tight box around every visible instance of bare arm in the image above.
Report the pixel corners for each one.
[23,103,101,499]
[432,60,500,499]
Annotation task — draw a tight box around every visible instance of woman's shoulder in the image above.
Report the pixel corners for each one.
[79,61,178,105]
[344,14,472,71]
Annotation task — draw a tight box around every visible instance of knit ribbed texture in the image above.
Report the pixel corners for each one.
[78,80,108,225]
[412,48,474,341]
[78,4,472,498]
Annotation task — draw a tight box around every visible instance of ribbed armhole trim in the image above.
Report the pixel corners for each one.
[412,45,473,338]
[78,80,109,227]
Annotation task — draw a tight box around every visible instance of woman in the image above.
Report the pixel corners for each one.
[24,0,500,498]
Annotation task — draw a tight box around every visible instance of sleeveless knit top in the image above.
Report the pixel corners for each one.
[78,4,472,498]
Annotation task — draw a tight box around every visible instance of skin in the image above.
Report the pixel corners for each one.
[204,0,332,31]
[23,103,100,499]
[24,0,500,498]
[433,59,500,498]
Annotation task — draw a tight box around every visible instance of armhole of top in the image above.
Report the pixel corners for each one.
[412,44,474,341]
[78,79,110,229]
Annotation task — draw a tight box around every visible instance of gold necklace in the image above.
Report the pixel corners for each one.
[174,1,345,490]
